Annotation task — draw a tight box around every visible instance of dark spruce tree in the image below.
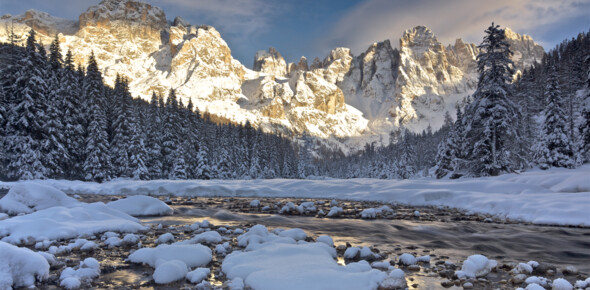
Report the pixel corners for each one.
[580,55,590,162]
[60,50,86,178]
[5,30,49,180]
[460,23,525,176]
[83,52,112,182]
[537,64,575,169]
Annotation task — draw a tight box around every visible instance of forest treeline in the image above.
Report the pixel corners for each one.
[1,24,589,181]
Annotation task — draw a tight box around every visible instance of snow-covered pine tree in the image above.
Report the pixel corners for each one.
[145,92,164,178]
[5,30,49,180]
[182,99,201,179]
[536,64,575,169]
[461,23,525,176]
[83,52,112,182]
[0,83,7,178]
[42,34,68,177]
[578,55,590,162]
[110,76,133,177]
[397,129,417,179]
[60,50,86,178]
[128,105,150,180]
[196,141,212,179]
[162,89,180,177]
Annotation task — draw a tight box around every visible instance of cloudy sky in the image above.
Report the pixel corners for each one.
[1,0,588,66]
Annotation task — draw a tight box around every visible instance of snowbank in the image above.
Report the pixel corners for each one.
[0,241,50,289]
[2,166,589,226]
[223,242,386,290]
[0,203,146,244]
[222,225,386,289]
[0,182,79,215]
[107,195,173,216]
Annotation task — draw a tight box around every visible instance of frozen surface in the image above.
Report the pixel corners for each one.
[0,203,146,244]
[8,166,587,226]
[0,182,79,215]
[0,241,50,289]
[107,195,173,216]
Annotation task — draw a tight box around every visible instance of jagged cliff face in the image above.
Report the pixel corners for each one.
[0,0,545,146]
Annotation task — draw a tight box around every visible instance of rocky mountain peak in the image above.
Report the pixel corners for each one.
[79,0,166,31]
[503,27,545,70]
[400,26,439,50]
[253,47,287,77]
[1,10,78,37]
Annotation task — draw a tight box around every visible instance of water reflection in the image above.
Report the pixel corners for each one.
[142,205,590,274]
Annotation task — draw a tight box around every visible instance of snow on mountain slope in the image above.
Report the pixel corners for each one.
[0,0,544,147]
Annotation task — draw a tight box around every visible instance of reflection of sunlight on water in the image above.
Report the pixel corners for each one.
[406,272,462,290]
[209,273,224,287]
[100,268,151,286]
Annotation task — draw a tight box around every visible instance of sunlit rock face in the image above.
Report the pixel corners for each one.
[0,2,544,146]
[253,47,288,78]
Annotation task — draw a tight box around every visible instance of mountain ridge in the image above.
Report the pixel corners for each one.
[0,0,545,148]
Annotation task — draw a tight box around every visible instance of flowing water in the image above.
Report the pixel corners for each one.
[144,205,590,274]
[30,195,590,289]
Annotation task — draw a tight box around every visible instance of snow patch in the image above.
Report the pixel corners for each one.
[107,195,173,216]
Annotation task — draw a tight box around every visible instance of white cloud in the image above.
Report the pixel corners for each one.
[154,0,283,37]
[319,0,590,54]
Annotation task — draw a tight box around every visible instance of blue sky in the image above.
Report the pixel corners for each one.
[1,0,589,67]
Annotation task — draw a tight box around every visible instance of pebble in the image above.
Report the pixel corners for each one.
[441,280,455,287]
[462,282,473,289]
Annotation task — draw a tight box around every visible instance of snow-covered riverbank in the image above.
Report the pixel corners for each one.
[2,166,589,226]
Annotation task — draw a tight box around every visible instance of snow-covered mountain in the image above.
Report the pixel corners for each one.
[0,0,545,147]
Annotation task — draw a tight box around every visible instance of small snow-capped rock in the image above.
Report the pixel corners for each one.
[398,253,417,266]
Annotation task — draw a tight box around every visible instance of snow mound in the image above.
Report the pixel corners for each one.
[380,268,407,289]
[344,247,360,259]
[222,242,386,290]
[156,233,175,244]
[0,183,79,215]
[186,267,210,283]
[551,278,573,290]
[128,244,212,268]
[153,259,188,284]
[360,206,393,219]
[278,228,307,241]
[176,231,222,245]
[107,195,173,216]
[236,224,295,251]
[327,206,343,217]
[455,254,497,278]
[316,235,334,247]
[525,276,549,287]
[0,203,146,244]
[0,241,50,289]
[59,258,101,289]
[399,253,417,266]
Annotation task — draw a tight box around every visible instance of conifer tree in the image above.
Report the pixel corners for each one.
[537,65,575,169]
[579,56,590,162]
[60,50,86,178]
[83,52,112,182]
[5,30,49,179]
[128,106,150,180]
[110,76,133,177]
[461,23,524,176]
